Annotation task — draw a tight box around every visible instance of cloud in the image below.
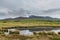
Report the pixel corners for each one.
[0,7,13,19]
[0,7,9,14]
[0,0,60,19]
[1,0,60,10]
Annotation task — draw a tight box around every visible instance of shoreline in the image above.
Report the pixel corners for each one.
[1,26,60,32]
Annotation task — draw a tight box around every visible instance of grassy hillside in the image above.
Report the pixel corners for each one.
[0,18,60,28]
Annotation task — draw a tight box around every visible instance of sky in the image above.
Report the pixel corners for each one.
[0,0,60,19]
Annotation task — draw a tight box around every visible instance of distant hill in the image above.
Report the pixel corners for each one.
[3,15,60,21]
[29,15,52,18]
[3,17,28,20]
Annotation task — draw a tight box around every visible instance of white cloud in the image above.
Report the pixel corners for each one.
[0,7,13,19]
[0,7,9,14]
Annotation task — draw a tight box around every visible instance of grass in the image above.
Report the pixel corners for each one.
[0,32,60,40]
[0,18,60,40]
[0,18,60,28]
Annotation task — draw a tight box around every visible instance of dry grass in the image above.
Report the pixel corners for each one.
[0,19,60,28]
[0,22,60,28]
[0,32,60,40]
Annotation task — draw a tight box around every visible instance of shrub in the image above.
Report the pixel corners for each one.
[47,32,55,35]
[9,31,19,34]
[3,21,7,23]
[14,20,20,22]
[51,38,60,40]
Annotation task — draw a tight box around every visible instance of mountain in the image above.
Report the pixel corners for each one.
[29,15,60,21]
[29,15,52,19]
[2,15,60,21]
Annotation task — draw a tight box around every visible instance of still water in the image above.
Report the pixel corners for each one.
[16,27,60,32]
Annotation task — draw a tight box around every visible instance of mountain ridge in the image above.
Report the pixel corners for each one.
[2,15,60,21]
